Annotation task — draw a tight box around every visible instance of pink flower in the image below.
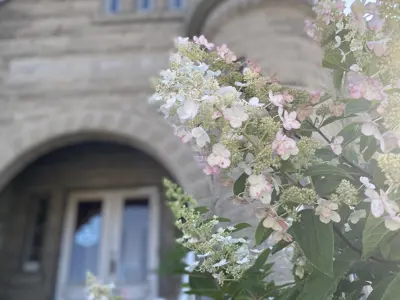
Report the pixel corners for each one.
[350,83,364,99]
[246,60,262,74]
[173,126,192,143]
[193,35,214,50]
[365,189,399,218]
[363,78,384,101]
[329,102,345,117]
[272,130,299,160]
[207,143,231,169]
[203,165,220,175]
[281,110,301,131]
[315,199,341,224]
[268,90,285,107]
[216,44,237,63]
[263,216,292,242]
[296,105,313,121]
[384,214,400,231]
[309,91,322,105]
[367,40,389,57]
[247,174,272,200]
[283,91,294,103]
[377,100,388,115]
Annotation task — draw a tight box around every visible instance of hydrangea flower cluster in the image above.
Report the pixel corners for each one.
[150,0,399,238]
[164,179,261,285]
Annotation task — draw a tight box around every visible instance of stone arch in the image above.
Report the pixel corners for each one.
[0,109,212,202]
[187,0,329,89]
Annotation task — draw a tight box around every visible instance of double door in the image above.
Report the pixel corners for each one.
[55,187,160,300]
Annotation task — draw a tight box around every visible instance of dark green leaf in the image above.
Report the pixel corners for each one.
[232,222,252,232]
[312,175,342,197]
[255,218,272,246]
[382,272,400,300]
[337,122,362,147]
[344,99,371,116]
[368,277,395,300]
[322,52,346,70]
[276,285,301,300]
[304,164,354,180]
[296,260,350,300]
[363,138,379,162]
[251,248,271,270]
[234,173,248,196]
[362,213,396,259]
[188,272,223,298]
[360,135,371,152]
[291,210,334,276]
[320,113,356,128]
[194,206,209,214]
[315,148,337,161]
[379,234,400,261]
[271,240,292,254]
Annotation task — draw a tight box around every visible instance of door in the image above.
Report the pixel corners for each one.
[55,187,160,300]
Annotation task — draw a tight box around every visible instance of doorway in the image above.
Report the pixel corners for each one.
[56,188,160,300]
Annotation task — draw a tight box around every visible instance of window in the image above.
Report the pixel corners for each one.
[102,0,185,16]
[169,0,185,10]
[22,196,49,273]
[136,0,153,11]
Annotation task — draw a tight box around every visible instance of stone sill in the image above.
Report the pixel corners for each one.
[93,11,184,25]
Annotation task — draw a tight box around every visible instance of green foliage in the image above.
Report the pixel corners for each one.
[290,210,334,276]
[362,214,396,260]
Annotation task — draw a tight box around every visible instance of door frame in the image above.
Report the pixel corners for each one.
[55,187,161,300]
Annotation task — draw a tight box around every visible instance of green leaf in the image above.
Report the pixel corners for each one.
[337,122,361,147]
[362,213,396,259]
[188,272,223,298]
[363,138,379,162]
[194,206,209,214]
[322,51,346,70]
[232,222,252,232]
[382,272,400,300]
[290,210,334,276]
[276,285,301,300]
[312,175,342,197]
[255,218,272,246]
[315,148,337,161]
[271,240,292,254]
[320,113,356,128]
[344,99,371,116]
[360,135,371,152]
[296,260,350,300]
[368,277,395,300]
[333,69,345,91]
[385,88,400,95]
[379,234,400,261]
[304,164,354,180]
[251,248,271,270]
[234,173,248,196]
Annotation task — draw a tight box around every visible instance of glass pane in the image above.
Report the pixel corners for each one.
[68,201,102,284]
[23,197,49,273]
[136,0,152,11]
[169,0,184,9]
[116,199,149,284]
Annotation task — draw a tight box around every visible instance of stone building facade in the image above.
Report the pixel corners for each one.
[0,0,324,299]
